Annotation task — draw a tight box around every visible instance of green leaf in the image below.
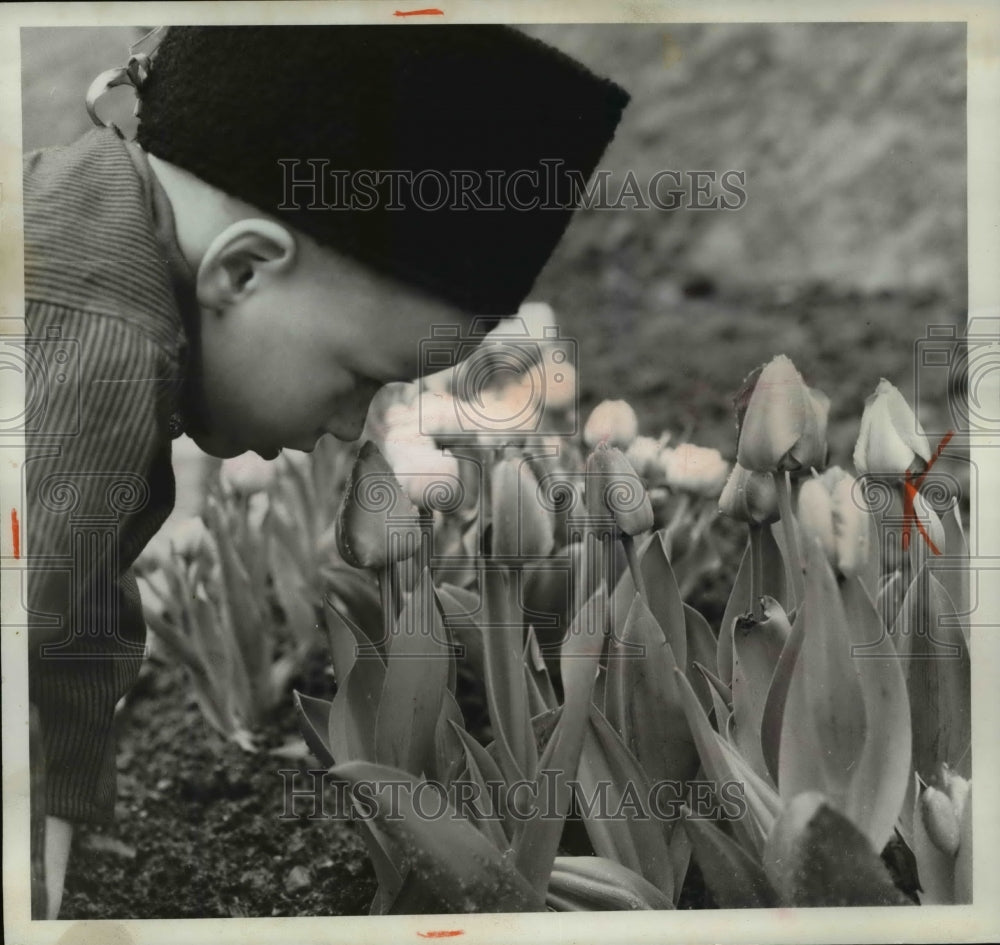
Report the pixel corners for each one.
[778,539,867,813]
[759,601,806,785]
[955,784,972,904]
[523,626,558,713]
[374,567,449,776]
[328,644,385,764]
[333,760,543,913]
[674,669,763,855]
[435,582,485,679]
[717,542,749,687]
[682,812,777,908]
[639,530,687,670]
[292,690,335,767]
[892,568,971,779]
[514,583,608,894]
[731,596,789,782]
[480,567,537,783]
[433,688,466,786]
[763,792,912,906]
[683,604,718,714]
[606,594,699,787]
[546,856,673,911]
[450,722,514,850]
[576,704,675,898]
[840,577,912,852]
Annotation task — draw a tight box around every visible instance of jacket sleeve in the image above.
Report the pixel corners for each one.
[26,307,178,823]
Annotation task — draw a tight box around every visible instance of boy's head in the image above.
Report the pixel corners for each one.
[127,26,628,458]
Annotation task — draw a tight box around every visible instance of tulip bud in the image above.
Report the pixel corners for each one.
[585,443,654,535]
[624,435,666,481]
[335,441,422,570]
[735,355,830,474]
[920,785,961,856]
[938,763,970,823]
[491,457,555,560]
[583,399,639,450]
[831,474,871,579]
[718,463,779,525]
[220,452,278,495]
[382,427,461,510]
[661,443,729,498]
[797,476,836,562]
[853,379,932,476]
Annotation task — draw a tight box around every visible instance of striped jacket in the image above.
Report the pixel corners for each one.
[25,129,188,823]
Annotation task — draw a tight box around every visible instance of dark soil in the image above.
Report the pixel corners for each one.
[60,651,378,918]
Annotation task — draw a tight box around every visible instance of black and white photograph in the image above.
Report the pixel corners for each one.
[2,5,998,944]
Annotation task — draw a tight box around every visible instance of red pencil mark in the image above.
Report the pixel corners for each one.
[11,508,20,559]
[417,933,464,940]
[394,8,445,16]
[901,430,953,554]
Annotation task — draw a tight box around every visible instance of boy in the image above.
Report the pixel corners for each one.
[24,25,628,917]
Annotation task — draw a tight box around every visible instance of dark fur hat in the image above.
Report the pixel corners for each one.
[135,26,629,316]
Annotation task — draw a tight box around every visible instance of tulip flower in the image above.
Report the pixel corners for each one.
[661,443,729,498]
[584,443,654,536]
[335,441,422,570]
[583,399,639,450]
[796,466,874,579]
[220,452,278,495]
[491,457,555,561]
[736,355,830,474]
[853,379,932,476]
[624,435,666,481]
[920,765,970,857]
[382,421,461,510]
[718,463,779,526]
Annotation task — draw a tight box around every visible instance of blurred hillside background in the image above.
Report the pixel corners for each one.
[21,23,966,467]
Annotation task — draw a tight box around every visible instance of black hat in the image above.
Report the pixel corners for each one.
[135,26,629,316]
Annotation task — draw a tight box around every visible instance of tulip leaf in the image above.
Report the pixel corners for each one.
[480,567,537,783]
[332,760,543,913]
[606,594,699,788]
[546,856,674,911]
[324,568,385,647]
[731,597,789,782]
[717,542,749,686]
[514,583,608,893]
[449,722,514,850]
[764,792,911,906]
[759,600,806,784]
[693,662,732,735]
[292,690,335,768]
[682,812,777,908]
[840,577,912,852]
[891,568,971,780]
[329,643,385,764]
[674,669,763,855]
[433,688,466,786]
[374,568,449,776]
[667,819,692,905]
[640,530,687,670]
[684,604,718,714]
[576,703,675,898]
[939,500,969,642]
[524,625,558,713]
[435,582,485,679]
[778,540,867,813]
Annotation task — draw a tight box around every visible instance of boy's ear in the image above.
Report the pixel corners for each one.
[196,219,297,310]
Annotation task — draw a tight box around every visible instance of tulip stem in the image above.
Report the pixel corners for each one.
[749,523,765,620]
[774,470,806,608]
[621,533,646,599]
